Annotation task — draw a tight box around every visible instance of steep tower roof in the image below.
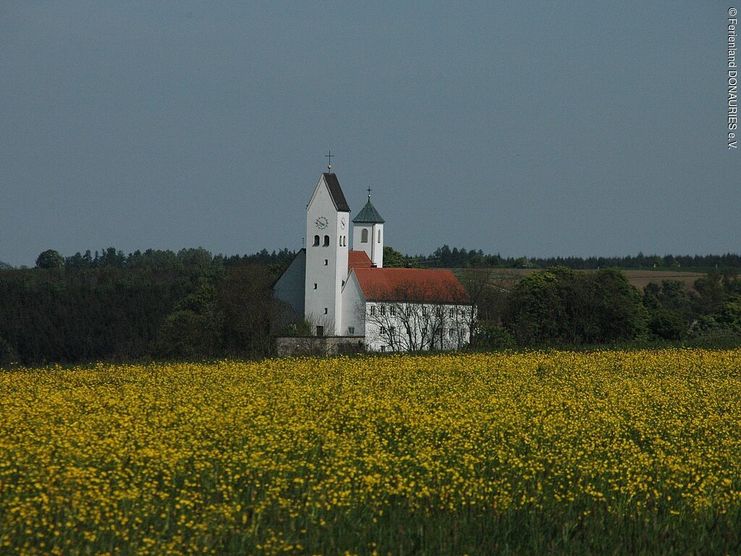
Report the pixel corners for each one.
[352,197,385,224]
[322,173,350,212]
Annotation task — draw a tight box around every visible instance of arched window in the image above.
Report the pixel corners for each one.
[323,235,330,246]
[361,229,368,243]
[313,235,320,246]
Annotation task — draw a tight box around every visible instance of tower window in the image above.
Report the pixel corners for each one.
[324,308,328,315]
[324,259,328,266]
[377,230,381,243]
[323,235,330,246]
[313,283,317,289]
[313,235,320,246]
[361,229,368,243]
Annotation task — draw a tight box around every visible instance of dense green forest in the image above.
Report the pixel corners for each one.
[0,246,739,366]
[391,245,741,271]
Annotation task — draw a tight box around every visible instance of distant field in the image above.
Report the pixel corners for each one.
[1,350,738,554]
[455,268,706,292]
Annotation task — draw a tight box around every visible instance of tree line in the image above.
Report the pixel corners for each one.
[0,248,282,366]
[0,246,739,366]
[396,245,741,271]
[475,267,740,349]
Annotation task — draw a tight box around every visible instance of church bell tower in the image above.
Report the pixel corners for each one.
[304,171,350,336]
[352,190,384,268]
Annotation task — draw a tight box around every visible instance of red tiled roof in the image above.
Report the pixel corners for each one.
[348,250,372,270]
[353,268,470,304]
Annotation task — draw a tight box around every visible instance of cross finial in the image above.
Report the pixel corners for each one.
[367,186,372,200]
[325,150,334,172]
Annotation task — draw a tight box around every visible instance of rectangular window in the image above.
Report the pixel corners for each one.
[324,259,328,266]
[348,326,355,335]
[370,306,376,316]
[380,305,385,316]
[316,326,324,337]
[380,345,386,352]
[324,308,328,315]
[449,308,454,318]
[314,283,317,290]
[390,306,396,316]
[380,326,387,335]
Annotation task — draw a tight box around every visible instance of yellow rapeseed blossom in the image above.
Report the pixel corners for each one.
[0,349,739,553]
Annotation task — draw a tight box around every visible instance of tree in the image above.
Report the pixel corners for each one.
[383,246,407,267]
[158,281,223,358]
[35,250,64,269]
[643,280,694,340]
[504,268,647,345]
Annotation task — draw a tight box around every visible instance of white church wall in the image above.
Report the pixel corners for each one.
[364,301,473,352]
[352,223,383,268]
[340,271,366,337]
[334,213,349,333]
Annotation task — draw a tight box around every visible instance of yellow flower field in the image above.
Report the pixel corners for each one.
[0,349,739,554]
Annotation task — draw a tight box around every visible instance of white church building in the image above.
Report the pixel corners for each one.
[273,171,473,352]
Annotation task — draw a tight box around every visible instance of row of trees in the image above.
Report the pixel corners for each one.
[397,245,741,271]
[0,249,279,366]
[22,246,741,272]
[471,268,740,349]
[1,247,739,365]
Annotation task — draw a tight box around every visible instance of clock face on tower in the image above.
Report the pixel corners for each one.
[315,216,328,230]
[340,217,346,230]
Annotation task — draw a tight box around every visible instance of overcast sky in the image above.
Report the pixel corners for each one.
[1,1,738,266]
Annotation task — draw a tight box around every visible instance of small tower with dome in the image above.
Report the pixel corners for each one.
[352,189,385,268]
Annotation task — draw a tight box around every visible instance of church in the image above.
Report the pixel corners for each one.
[273,170,473,352]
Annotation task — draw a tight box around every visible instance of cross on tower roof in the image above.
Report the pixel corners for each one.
[325,150,334,172]
[367,186,372,200]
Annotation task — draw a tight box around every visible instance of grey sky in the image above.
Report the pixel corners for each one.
[1,1,738,266]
